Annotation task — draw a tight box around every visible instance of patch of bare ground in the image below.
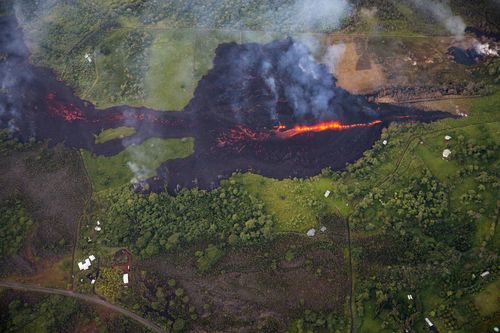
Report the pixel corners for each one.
[139,215,349,332]
[328,37,388,93]
[0,144,90,284]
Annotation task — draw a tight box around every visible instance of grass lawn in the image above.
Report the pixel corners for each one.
[473,280,500,317]
[81,137,194,192]
[145,29,196,111]
[233,173,349,233]
[94,127,136,144]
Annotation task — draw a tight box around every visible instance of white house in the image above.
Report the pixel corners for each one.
[306,228,316,237]
[445,135,452,141]
[123,273,129,284]
[324,190,331,198]
[442,149,452,159]
[481,271,490,278]
[425,318,434,327]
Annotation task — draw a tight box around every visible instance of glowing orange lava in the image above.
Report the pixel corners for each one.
[275,119,383,138]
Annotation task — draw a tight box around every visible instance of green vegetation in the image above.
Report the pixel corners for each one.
[81,180,274,258]
[94,126,136,144]
[0,293,148,333]
[234,173,350,233]
[0,130,37,156]
[2,295,80,333]
[81,137,194,192]
[0,199,33,259]
[121,272,194,332]
[145,30,196,110]
[95,267,124,301]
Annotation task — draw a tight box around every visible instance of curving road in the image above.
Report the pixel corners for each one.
[0,281,166,333]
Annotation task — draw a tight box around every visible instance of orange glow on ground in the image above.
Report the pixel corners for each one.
[276,119,383,138]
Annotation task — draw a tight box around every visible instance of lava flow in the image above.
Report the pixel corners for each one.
[275,119,384,138]
[0,11,455,192]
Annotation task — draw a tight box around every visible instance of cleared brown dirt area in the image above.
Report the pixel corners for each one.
[139,215,350,332]
[0,144,90,283]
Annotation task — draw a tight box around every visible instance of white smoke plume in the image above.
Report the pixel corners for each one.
[322,43,346,75]
[409,0,466,38]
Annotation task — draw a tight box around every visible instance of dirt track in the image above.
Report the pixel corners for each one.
[0,281,166,333]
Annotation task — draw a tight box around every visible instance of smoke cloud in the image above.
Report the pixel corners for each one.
[409,0,466,38]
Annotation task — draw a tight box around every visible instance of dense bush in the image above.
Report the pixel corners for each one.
[92,180,274,257]
[0,199,33,258]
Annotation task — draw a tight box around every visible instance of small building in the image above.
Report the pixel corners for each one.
[442,149,452,159]
[123,273,129,284]
[480,271,490,278]
[78,258,91,271]
[425,318,434,327]
[445,135,452,141]
[91,279,96,284]
[306,228,316,237]
[382,140,388,145]
[320,226,327,233]
[95,226,102,232]
[324,190,331,198]
[84,53,92,63]
[89,255,96,261]
[407,294,413,300]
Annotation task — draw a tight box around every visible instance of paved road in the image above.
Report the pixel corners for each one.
[0,281,166,333]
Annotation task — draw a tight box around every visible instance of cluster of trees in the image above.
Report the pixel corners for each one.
[2,296,80,333]
[288,310,348,333]
[337,119,499,331]
[135,0,350,32]
[0,130,37,156]
[98,30,153,104]
[88,180,274,258]
[0,293,148,333]
[0,199,33,259]
[122,272,195,332]
[95,267,124,301]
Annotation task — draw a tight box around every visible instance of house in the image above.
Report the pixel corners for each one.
[320,226,327,232]
[324,190,331,198]
[407,294,413,300]
[78,258,91,271]
[425,318,434,327]
[306,228,316,237]
[95,226,102,231]
[445,135,452,141]
[89,255,96,261]
[123,273,129,284]
[91,279,96,284]
[382,140,388,145]
[481,271,490,278]
[442,149,452,159]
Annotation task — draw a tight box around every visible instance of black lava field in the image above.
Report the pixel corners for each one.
[0,14,453,192]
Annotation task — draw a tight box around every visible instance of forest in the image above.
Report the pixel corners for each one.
[82,180,274,259]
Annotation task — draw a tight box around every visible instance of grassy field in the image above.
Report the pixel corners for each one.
[233,173,351,233]
[94,126,136,144]
[144,29,196,110]
[81,137,194,192]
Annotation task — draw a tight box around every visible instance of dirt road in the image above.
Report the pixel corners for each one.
[0,281,166,333]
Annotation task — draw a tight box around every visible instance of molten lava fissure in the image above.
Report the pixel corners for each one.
[275,120,383,138]
[0,12,454,192]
